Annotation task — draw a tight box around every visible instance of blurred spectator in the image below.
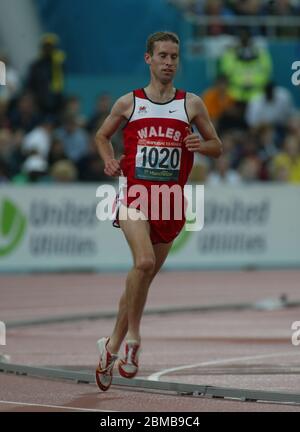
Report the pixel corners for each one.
[22,116,55,159]
[63,95,86,127]
[218,130,241,160]
[171,0,234,17]
[8,92,40,133]
[0,53,20,102]
[206,154,241,185]
[25,33,65,115]
[55,113,89,162]
[219,28,272,102]
[0,159,9,182]
[85,93,125,157]
[246,82,295,129]
[229,130,265,181]
[0,128,24,178]
[203,0,235,36]
[50,159,78,182]
[238,130,259,159]
[232,0,263,35]
[266,0,300,15]
[168,0,205,14]
[0,128,14,165]
[13,154,49,184]
[233,0,262,16]
[22,116,54,159]
[255,124,278,177]
[217,101,248,134]
[48,137,67,167]
[270,134,300,182]
[287,112,300,140]
[238,156,262,182]
[77,139,109,182]
[7,130,24,177]
[201,75,234,125]
[0,99,10,129]
[262,0,300,37]
[86,93,112,133]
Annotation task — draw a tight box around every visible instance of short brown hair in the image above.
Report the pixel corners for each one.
[146,31,180,56]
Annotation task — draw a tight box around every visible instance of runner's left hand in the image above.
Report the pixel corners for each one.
[183,126,203,152]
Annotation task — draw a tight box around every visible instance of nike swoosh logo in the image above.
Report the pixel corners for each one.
[169,110,177,113]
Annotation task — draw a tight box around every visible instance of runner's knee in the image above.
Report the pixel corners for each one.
[135,255,156,274]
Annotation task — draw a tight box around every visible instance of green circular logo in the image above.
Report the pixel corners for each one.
[0,198,27,257]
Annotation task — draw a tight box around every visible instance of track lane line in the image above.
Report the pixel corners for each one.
[148,351,299,381]
[0,400,116,412]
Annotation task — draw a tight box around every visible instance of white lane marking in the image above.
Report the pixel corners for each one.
[0,400,116,412]
[148,351,299,381]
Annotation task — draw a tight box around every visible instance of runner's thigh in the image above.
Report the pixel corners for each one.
[119,204,154,265]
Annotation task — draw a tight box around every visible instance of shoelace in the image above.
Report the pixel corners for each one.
[100,353,117,373]
[127,345,138,365]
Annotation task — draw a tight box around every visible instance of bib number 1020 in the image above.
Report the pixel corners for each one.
[139,146,181,170]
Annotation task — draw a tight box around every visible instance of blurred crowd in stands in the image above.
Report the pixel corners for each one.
[170,0,300,37]
[192,28,300,184]
[172,0,300,16]
[0,29,299,185]
[0,34,115,184]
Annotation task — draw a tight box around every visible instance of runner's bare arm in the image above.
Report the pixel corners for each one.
[95,93,133,176]
[184,93,222,158]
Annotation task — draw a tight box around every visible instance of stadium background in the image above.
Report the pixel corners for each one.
[1,0,300,415]
[0,0,300,271]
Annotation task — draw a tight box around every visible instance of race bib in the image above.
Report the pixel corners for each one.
[135,144,182,181]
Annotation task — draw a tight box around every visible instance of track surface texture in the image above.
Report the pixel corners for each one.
[1,270,300,412]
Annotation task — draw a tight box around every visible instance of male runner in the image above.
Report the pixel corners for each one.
[95,31,222,391]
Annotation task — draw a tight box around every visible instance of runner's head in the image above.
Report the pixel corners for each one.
[145,31,180,84]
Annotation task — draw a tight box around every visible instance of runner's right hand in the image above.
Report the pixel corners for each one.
[104,158,123,177]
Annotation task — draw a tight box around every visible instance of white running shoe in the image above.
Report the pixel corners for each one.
[95,337,118,392]
[118,340,141,379]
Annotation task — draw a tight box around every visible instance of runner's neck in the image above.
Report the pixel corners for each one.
[144,83,176,103]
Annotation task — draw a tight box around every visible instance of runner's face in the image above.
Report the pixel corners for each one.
[146,41,179,84]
